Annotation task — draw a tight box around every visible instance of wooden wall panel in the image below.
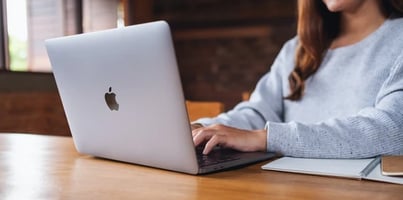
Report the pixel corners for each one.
[162,0,297,109]
[0,92,71,136]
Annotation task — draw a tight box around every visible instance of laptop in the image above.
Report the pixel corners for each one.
[45,21,276,174]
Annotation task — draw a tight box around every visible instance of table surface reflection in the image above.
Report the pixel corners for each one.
[0,133,402,200]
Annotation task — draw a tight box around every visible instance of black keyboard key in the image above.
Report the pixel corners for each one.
[196,146,241,167]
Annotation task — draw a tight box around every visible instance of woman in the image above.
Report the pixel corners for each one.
[192,0,403,158]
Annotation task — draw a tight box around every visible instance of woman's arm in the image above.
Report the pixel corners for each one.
[193,38,297,130]
[267,53,403,158]
[193,52,403,158]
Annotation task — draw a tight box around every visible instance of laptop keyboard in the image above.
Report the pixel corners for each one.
[196,146,241,167]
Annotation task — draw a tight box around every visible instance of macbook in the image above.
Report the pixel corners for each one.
[45,21,275,174]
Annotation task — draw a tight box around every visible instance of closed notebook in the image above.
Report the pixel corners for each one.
[262,157,403,185]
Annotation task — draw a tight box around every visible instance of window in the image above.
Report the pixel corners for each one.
[6,0,28,71]
[1,0,123,73]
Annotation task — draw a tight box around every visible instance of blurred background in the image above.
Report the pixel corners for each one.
[0,0,296,136]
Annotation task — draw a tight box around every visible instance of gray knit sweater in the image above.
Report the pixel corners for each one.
[195,16,403,158]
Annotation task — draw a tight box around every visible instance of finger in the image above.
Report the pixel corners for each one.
[203,134,224,155]
[192,127,202,137]
[193,129,214,147]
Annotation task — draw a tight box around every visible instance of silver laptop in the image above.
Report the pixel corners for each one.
[45,21,275,174]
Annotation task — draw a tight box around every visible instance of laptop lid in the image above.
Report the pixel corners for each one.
[46,21,199,174]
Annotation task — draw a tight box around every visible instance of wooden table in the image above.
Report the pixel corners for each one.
[0,133,402,199]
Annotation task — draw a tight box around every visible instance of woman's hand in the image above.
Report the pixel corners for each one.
[192,124,267,155]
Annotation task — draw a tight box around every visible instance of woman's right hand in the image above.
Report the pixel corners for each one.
[191,124,267,155]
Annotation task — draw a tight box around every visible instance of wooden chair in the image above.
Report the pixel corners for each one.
[242,91,251,101]
[185,100,224,122]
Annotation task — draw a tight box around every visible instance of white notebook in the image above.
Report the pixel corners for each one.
[262,157,403,185]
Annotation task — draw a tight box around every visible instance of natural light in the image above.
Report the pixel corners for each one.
[6,0,28,71]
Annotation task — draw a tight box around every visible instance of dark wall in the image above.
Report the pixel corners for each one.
[157,0,297,109]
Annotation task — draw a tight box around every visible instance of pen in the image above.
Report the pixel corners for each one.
[360,157,381,177]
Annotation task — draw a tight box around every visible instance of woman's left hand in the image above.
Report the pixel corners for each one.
[192,124,267,155]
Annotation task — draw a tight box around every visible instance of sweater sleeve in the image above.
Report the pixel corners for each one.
[267,52,403,158]
[193,38,297,130]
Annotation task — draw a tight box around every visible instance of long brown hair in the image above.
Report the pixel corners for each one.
[286,0,403,101]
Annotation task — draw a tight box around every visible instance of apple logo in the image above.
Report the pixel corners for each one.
[105,87,119,111]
